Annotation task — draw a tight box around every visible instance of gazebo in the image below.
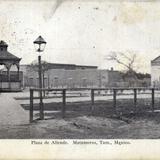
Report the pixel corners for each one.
[0,40,21,91]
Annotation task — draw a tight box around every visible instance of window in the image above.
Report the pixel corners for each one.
[82,77,87,87]
[29,78,33,86]
[54,76,58,87]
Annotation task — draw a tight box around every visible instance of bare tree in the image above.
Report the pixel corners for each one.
[107,51,137,71]
[106,51,139,81]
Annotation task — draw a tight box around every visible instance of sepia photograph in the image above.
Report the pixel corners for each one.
[1,0,160,159]
[0,0,160,139]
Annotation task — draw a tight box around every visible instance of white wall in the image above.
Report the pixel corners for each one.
[151,65,160,87]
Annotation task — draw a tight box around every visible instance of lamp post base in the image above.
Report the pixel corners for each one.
[39,101,44,120]
[38,55,44,120]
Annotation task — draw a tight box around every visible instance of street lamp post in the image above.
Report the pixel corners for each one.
[33,35,46,120]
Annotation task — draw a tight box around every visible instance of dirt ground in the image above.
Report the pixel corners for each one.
[1,112,160,139]
[1,98,160,139]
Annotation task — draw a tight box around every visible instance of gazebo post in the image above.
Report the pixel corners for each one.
[7,66,11,89]
[18,67,19,80]
[16,64,20,81]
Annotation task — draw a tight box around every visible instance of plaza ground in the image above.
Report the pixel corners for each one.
[1,90,160,138]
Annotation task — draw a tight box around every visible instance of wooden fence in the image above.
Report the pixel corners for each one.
[29,87,159,122]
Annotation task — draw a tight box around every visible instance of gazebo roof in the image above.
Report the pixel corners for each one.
[0,40,21,61]
[0,40,8,47]
[0,51,21,61]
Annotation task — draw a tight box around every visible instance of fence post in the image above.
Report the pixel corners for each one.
[91,89,94,114]
[62,89,66,118]
[134,88,137,113]
[113,89,117,114]
[91,89,94,105]
[152,88,155,112]
[30,89,33,123]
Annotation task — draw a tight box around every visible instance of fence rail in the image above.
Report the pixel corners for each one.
[29,87,159,122]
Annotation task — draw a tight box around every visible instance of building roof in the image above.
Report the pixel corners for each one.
[151,55,160,62]
[45,63,97,70]
[151,55,160,66]
[21,63,98,70]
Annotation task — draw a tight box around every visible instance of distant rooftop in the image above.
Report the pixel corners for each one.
[21,63,98,70]
[151,55,160,66]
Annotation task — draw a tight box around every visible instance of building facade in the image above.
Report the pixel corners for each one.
[151,56,160,87]
[20,63,123,88]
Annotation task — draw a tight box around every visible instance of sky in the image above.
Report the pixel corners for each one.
[1,0,160,73]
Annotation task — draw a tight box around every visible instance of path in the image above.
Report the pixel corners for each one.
[0,93,29,125]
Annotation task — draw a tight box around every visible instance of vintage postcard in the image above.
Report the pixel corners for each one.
[0,0,160,159]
